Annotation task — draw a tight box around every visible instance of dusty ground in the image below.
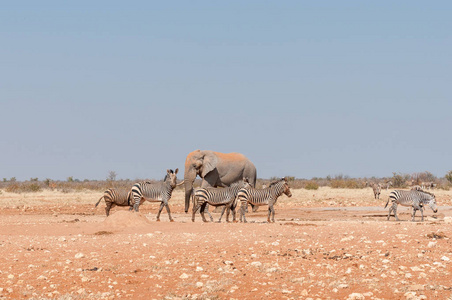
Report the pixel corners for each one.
[0,187,451,300]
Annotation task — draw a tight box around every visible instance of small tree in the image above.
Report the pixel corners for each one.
[107,171,117,181]
[67,176,74,182]
[445,171,452,184]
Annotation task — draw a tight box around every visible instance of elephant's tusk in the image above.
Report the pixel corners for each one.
[176,180,185,186]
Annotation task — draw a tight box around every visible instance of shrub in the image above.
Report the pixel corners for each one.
[304,181,319,190]
[445,171,452,184]
[391,172,410,188]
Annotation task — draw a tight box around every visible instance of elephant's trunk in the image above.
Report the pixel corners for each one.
[184,180,194,213]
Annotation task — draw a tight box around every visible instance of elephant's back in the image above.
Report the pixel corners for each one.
[215,152,249,163]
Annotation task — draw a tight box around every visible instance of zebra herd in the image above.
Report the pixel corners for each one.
[95,169,292,223]
[96,171,439,223]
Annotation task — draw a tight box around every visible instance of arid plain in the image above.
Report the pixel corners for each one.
[1,187,451,300]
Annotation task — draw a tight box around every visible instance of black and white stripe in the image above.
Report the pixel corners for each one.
[237,177,292,223]
[192,180,246,223]
[131,169,179,222]
[95,188,133,216]
[385,189,438,221]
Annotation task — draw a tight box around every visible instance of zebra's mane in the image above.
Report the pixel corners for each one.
[415,189,435,197]
[269,178,284,188]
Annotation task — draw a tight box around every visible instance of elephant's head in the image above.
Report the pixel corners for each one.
[184,150,218,212]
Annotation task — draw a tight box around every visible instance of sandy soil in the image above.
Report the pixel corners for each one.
[0,188,451,300]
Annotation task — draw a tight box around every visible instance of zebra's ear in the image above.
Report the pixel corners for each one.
[167,169,172,174]
[174,168,179,174]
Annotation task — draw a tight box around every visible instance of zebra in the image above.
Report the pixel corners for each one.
[366,182,381,199]
[237,177,292,223]
[380,181,392,191]
[131,169,180,222]
[192,179,247,223]
[95,188,133,216]
[384,189,438,222]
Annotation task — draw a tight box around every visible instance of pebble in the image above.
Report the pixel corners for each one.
[179,273,189,279]
[74,253,85,259]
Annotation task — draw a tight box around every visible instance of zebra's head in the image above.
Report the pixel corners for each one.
[420,191,438,213]
[240,177,252,189]
[281,177,292,198]
[428,197,438,214]
[165,168,179,188]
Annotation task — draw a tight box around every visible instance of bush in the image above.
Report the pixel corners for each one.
[304,181,319,190]
[445,171,452,184]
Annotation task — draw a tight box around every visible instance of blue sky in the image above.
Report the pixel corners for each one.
[1,1,451,181]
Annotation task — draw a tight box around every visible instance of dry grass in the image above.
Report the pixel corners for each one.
[1,186,450,208]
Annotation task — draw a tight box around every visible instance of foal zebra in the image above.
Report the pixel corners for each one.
[131,169,179,222]
[385,189,438,222]
[237,177,292,223]
[192,179,247,223]
[95,188,133,216]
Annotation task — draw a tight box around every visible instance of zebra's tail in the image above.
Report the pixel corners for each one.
[384,198,390,209]
[95,196,104,207]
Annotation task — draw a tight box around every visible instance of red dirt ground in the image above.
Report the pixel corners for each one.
[1,202,451,300]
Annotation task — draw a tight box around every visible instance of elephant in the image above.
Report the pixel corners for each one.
[184,150,257,213]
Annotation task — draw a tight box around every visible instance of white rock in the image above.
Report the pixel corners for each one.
[196,282,203,288]
[250,261,262,267]
[443,216,452,224]
[74,253,84,259]
[347,293,365,300]
[427,241,437,248]
[441,256,450,261]
[196,266,203,272]
[179,273,189,279]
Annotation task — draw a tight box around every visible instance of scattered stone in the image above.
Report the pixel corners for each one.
[74,253,85,259]
[179,273,189,279]
[347,293,364,300]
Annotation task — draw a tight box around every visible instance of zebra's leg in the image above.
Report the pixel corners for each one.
[163,201,174,222]
[192,202,200,222]
[387,202,396,220]
[392,203,400,221]
[419,207,424,222]
[271,205,276,223]
[132,195,140,212]
[411,206,417,221]
[217,205,227,223]
[240,201,247,223]
[200,202,208,222]
[156,202,165,221]
[105,202,113,216]
[205,204,214,222]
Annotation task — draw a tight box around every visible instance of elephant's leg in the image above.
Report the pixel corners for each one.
[156,202,165,221]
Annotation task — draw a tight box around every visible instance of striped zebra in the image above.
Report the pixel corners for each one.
[95,188,133,216]
[384,189,438,222]
[192,179,247,223]
[131,169,180,222]
[237,177,292,223]
[366,182,381,199]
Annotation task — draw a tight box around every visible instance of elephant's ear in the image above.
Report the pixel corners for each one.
[201,151,218,177]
